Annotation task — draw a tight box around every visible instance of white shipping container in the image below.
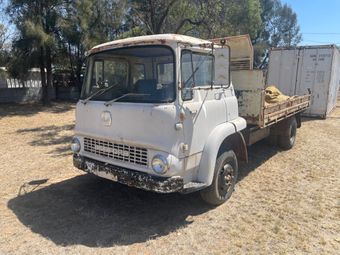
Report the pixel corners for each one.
[267,45,340,118]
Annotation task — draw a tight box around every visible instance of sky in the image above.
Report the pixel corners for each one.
[282,0,340,46]
[1,0,340,46]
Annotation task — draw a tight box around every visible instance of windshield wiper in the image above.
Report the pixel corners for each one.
[104,93,149,106]
[183,65,200,87]
[81,83,119,104]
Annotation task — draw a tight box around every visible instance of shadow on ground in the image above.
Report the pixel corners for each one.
[0,102,75,118]
[7,140,280,248]
[8,175,212,247]
[16,124,75,157]
[238,140,279,181]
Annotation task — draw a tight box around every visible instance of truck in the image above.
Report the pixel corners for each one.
[71,34,310,205]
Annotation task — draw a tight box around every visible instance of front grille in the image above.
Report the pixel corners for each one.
[83,137,148,166]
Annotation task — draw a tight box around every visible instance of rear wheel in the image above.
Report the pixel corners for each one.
[278,117,297,150]
[200,150,238,205]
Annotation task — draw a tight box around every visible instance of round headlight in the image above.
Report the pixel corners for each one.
[151,155,169,174]
[71,137,81,153]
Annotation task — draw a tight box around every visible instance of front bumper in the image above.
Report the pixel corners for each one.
[73,154,184,193]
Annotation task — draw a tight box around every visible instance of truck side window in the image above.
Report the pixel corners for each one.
[181,50,194,101]
[192,53,213,86]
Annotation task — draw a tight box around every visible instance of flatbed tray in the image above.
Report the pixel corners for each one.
[263,94,311,127]
[232,70,311,128]
[246,94,311,128]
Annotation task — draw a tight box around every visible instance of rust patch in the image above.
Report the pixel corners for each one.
[179,111,186,122]
[159,39,167,44]
[73,155,184,193]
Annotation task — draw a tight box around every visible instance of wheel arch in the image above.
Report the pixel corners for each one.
[196,120,247,186]
[218,132,248,163]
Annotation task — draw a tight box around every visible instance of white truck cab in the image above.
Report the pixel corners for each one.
[72,34,309,205]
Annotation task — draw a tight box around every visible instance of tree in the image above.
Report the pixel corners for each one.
[3,0,301,94]
[6,42,39,83]
[196,0,262,39]
[253,0,302,68]
[129,0,180,34]
[128,0,262,40]
[6,0,63,104]
[0,23,11,66]
[0,23,8,51]
[58,0,128,89]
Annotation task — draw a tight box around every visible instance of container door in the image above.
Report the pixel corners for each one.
[326,48,340,115]
[296,48,333,117]
[267,49,299,96]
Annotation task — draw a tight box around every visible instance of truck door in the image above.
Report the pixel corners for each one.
[180,47,230,156]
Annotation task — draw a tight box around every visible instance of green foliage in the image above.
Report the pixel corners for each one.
[129,0,180,34]
[6,39,40,81]
[127,0,263,40]
[0,23,8,51]
[6,0,64,103]
[0,69,8,80]
[58,0,128,87]
[3,0,302,87]
[253,0,302,68]
[0,23,10,65]
[127,0,300,68]
[118,26,146,39]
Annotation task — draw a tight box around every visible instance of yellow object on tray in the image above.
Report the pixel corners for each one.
[265,85,290,104]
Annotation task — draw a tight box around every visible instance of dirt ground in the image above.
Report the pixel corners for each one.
[0,101,339,255]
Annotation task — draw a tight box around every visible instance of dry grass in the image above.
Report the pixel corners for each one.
[0,101,339,255]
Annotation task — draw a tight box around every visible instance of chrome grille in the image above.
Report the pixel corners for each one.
[83,137,148,166]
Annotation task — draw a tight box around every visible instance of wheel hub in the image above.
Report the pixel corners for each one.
[219,164,234,196]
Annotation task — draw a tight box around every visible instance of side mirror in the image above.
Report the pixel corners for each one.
[214,47,230,86]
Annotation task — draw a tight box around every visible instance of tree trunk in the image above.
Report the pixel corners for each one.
[67,42,77,88]
[39,46,48,105]
[46,45,53,103]
[75,46,83,91]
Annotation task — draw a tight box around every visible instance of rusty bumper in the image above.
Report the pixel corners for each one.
[73,154,184,193]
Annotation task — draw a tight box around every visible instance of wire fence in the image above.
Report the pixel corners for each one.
[6,78,42,88]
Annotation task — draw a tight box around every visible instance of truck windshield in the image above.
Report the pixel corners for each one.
[81,46,175,103]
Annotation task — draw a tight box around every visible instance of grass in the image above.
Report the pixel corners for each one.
[0,101,339,255]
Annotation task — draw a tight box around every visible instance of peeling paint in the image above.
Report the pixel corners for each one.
[88,34,213,55]
[73,155,183,193]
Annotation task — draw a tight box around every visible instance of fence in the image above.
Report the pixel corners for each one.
[0,87,56,103]
[0,85,80,103]
[6,78,42,88]
[0,69,80,103]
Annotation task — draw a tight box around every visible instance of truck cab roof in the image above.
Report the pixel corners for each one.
[89,34,213,55]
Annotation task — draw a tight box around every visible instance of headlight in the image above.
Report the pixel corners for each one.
[151,155,169,174]
[71,137,81,153]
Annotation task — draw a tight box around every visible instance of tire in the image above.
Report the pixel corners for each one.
[200,150,238,206]
[278,117,297,150]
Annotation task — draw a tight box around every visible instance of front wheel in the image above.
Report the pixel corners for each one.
[200,150,238,206]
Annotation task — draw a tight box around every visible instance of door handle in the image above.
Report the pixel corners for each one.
[214,92,224,100]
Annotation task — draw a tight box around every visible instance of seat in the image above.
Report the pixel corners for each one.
[135,79,157,95]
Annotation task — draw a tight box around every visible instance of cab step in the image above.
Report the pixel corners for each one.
[181,182,207,194]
